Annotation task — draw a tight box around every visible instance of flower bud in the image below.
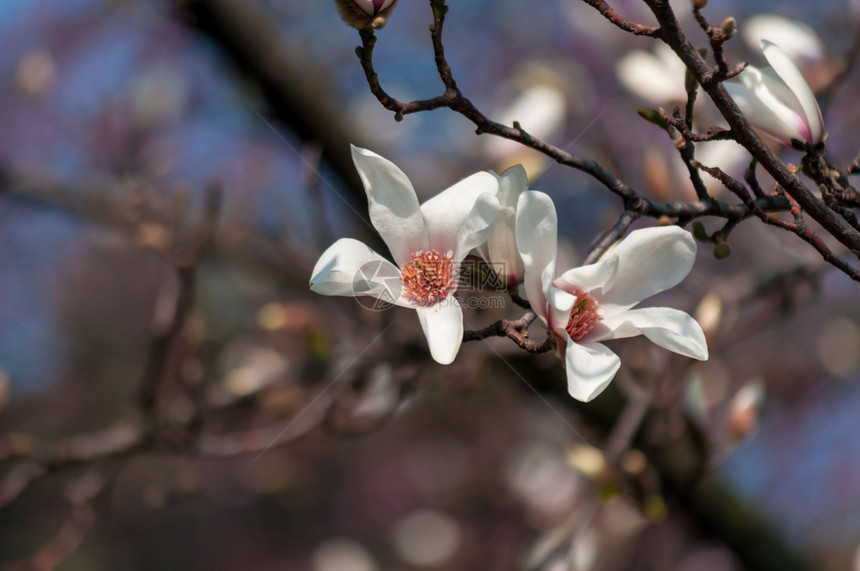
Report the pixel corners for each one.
[720,17,736,38]
[713,242,732,259]
[637,107,670,131]
[728,381,765,442]
[334,0,399,30]
[691,221,709,242]
[724,41,825,146]
[684,67,698,93]
[693,0,708,9]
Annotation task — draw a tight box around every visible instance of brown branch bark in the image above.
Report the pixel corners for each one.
[643,0,860,257]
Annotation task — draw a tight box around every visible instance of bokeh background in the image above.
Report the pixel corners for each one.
[1,0,860,569]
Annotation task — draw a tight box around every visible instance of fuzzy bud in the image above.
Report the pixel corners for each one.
[334,0,399,30]
[720,17,737,38]
[692,0,708,9]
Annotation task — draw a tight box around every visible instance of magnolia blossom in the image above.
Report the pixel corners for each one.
[310,146,499,365]
[724,40,825,146]
[615,43,687,105]
[483,76,568,178]
[515,191,708,402]
[742,15,824,67]
[476,164,528,289]
[351,0,397,16]
[334,0,398,29]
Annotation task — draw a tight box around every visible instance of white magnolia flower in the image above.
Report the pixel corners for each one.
[515,191,708,402]
[724,40,825,146]
[742,15,825,67]
[476,164,528,289]
[310,146,500,365]
[616,43,688,105]
[483,78,567,178]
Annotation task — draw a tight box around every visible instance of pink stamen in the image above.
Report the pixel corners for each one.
[565,288,600,341]
[400,249,455,306]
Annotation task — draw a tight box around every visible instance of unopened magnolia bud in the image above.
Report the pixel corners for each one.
[334,0,399,30]
[720,17,736,38]
[713,242,732,259]
[729,381,765,442]
[691,221,709,242]
[692,0,708,10]
[685,67,698,93]
[637,107,669,131]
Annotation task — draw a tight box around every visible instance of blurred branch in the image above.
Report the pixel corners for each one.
[499,355,811,571]
[172,0,366,211]
[603,372,652,465]
[0,423,148,509]
[137,184,222,414]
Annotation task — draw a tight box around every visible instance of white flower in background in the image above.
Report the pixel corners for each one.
[483,63,570,180]
[742,15,825,67]
[616,43,687,104]
[310,145,499,364]
[476,164,528,289]
[724,40,825,146]
[515,191,708,402]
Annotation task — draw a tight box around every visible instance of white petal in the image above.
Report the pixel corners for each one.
[496,164,528,209]
[420,171,499,257]
[479,165,527,286]
[747,67,802,112]
[310,238,408,306]
[591,226,696,311]
[743,65,813,142]
[615,47,686,104]
[564,339,621,402]
[351,145,428,265]
[596,307,708,360]
[451,192,500,264]
[416,298,464,365]
[546,276,576,334]
[724,81,802,145]
[761,40,824,143]
[515,191,559,322]
[554,257,616,296]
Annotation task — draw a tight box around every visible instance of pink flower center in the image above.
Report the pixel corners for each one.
[565,288,600,341]
[400,249,455,306]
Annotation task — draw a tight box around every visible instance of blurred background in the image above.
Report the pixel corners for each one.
[1,0,860,569]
